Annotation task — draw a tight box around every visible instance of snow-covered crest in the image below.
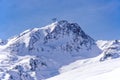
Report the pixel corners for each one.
[0,20,102,80]
[4,20,100,57]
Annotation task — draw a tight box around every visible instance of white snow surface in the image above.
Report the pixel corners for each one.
[47,58,120,80]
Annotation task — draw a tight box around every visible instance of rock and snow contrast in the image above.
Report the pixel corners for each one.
[0,20,119,80]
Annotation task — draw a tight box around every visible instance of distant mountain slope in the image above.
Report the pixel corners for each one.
[97,40,120,61]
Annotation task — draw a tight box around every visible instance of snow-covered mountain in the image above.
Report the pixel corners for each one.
[97,40,120,61]
[5,20,100,57]
[0,20,119,80]
[0,20,101,80]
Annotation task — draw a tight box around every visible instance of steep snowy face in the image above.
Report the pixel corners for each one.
[5,20,100,58]
[97,40,120,61]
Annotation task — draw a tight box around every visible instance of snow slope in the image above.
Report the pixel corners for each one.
[47,57,120,80]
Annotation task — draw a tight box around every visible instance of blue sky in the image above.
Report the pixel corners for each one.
[0,0,120,40]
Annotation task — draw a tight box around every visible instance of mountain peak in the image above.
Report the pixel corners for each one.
[15,20,85,41]
[0,20,102,80]
[4,20,100,58]
[45,20,86,39]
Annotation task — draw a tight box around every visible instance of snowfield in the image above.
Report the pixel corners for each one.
[47,58,120,80]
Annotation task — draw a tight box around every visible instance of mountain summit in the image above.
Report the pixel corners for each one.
[0,20,101,80]
[6,20,100,57]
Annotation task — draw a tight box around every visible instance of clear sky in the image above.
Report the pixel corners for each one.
[0,0,120,40]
